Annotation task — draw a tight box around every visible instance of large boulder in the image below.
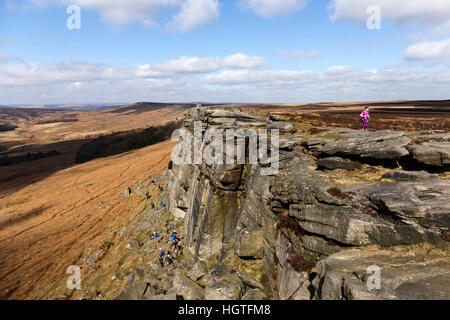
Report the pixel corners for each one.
[168,274,204,300]
[409,132,450,143]
[278,266,312,300]
[114,282,151,300]
[237,271,265,291]
[205,264,245,300]
[381,170,437,182]
[359,179,450,232]
[317,157,355,171]
[236,228,264,259]
[187,261,208,282]
[314,246,450,300]
[408,142,450,167]
[242,288,266,300]
[317,130,411,159]
[267,122,295,133]
[279,136,304,150]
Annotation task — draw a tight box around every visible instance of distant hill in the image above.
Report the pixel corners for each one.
[105,102,195,115]
[2,103,128,110]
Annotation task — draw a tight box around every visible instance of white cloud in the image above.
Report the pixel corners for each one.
[0,53,266,87]
[0,61,169,86]
[152,53,265,73]
[203,69,314,85]
[168,0,220,33]
[222,53,266,69]
[153,56,221,74]
[328,0,450,25]
[278,50,322,62]
[13,0,219,31]
[29,0,180,25]
[201,67,450,102]
[239,0,307,18]
[324,65,356,75]
[2,57,450,104]
[404,38,450,61]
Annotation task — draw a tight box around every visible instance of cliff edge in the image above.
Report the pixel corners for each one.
[165,107,449,300]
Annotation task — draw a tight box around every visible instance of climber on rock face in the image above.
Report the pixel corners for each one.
[159,248,165,267]
[172,237,180,250]
[165,255,173,265]
[170,230,178,249]
[175,245,183,257]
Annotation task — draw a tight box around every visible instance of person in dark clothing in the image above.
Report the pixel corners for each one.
[165,255,173,265]
[159,248,165,267]
[151,202,155,209]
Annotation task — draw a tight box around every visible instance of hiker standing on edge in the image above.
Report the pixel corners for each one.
[360,107,370,133]
[196,103,201,115]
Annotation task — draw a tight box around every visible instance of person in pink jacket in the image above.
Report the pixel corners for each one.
[360,107,370,132]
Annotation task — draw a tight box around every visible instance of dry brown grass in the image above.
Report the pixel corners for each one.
[287,253,315,273]
[0,140,176,299]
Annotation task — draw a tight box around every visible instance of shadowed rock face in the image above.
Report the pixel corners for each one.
[167,107,450,300]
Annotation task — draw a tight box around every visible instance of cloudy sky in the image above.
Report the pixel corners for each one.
[1,0,450,104]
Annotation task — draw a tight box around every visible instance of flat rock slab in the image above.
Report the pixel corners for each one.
[409,132,450,143]
[382,170,438,182]
[408,142,450,167]
[317,157,355,171]
[315,247,450,300]
[318,130,411,159]
[360,179,450,231]
[267,122,295,133]
[168,274,204,300]
[279,135,304,150]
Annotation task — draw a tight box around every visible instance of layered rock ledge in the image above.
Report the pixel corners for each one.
[166,107,450,300]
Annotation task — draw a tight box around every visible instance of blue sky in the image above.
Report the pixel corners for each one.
[1,0,450,104]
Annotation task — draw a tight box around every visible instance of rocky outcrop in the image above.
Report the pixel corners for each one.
[314,246,450,300]
[168,274,204,300]
[317,157,355,171]
[167,107,450,300]
[205,263,245,300]
[381,170,437,181]
[408,142,450,167]
[317,130,411,159]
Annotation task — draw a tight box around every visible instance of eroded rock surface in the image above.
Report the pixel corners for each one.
[166,107,450,300]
